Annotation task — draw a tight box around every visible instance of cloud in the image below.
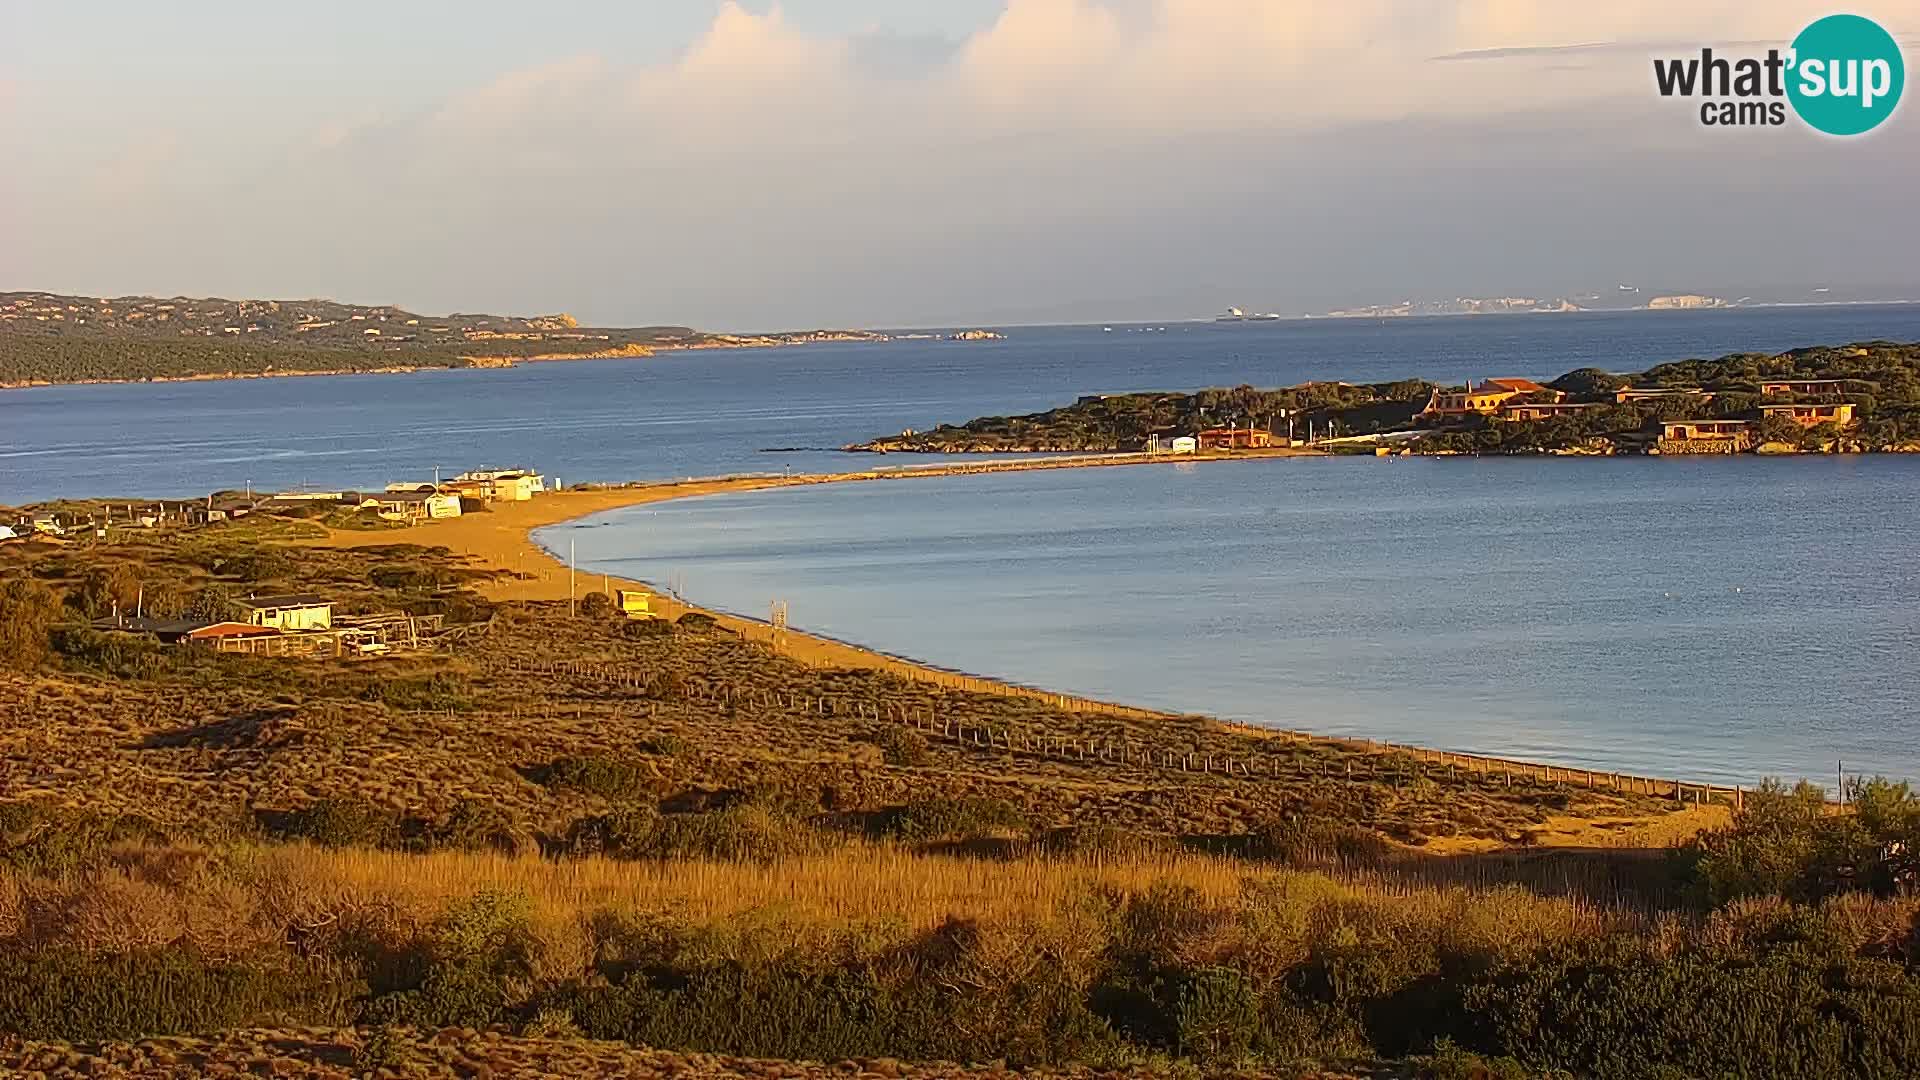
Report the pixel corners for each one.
[10,0,1918,326]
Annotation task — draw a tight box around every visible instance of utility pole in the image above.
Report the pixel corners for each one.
[569,538,577,617]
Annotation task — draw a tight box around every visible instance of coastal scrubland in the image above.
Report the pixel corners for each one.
[1,501,1918,1077]
[0,291,884,386]
[853,340,1920,455]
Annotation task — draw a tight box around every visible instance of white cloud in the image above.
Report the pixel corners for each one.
[9,1,1916,325]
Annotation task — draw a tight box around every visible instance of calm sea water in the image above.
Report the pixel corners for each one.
[9,304,1920,503]
[12,305,1920,785]
[553,455,1920,788]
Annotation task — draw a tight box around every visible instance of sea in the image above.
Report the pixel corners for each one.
[11,305,1920,786]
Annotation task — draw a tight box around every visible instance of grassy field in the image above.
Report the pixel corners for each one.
[3,498,1917,1077]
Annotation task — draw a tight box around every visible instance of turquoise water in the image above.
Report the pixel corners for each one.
[548,454,1920,788]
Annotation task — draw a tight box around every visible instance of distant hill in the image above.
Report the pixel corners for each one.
[0,291,885,386]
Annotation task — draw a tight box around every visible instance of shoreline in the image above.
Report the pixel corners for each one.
[309,452,1754,808]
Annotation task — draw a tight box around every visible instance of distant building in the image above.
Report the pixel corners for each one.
[1420,383,1523,418]
[236,594,334,632]
[1495,402,1608,422]
[1479,378,1565,401]
[451,469,544,501]
[1659,419,1751,450]
[1759,378,1871,397]
[1758,402,1855,428]
[374,490,463,521]
[1169,435,1197,454]
[1195,427,1275,450]
[1615,386,1713,403]
[181,622,286,649]
[615,589,654,618]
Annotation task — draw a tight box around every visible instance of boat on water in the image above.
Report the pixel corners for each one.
[1215,307,1284,322]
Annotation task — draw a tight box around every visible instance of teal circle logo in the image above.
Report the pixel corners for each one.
[1787,14,1904,135]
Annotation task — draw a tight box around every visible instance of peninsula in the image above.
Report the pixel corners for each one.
[849,340,1920,456]
[0,291,890,388]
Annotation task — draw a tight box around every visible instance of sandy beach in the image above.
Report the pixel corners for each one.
[311,452,1295,701]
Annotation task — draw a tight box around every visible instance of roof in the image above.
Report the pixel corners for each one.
[1759,402,1849,411]
[1481,378,1551,393]
[236,593,332,610]
[378,490,450,503]
[1663,418,1747,427]
[185,621,283,640]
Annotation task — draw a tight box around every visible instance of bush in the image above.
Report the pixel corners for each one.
[0,578,61,669]
[53,627,176,679]
[0,948,347,1041]
[186,584,244,623]
[0,800,168,874]
[579,592,613,619]
[878,796,1027,843]
[1464,947,1920,1079]
[361,889,536,1028]
[675,612,719,633]
[622,618,676,639]
[361,671,473,712]
[68,564,142,618]
[262,798,404,849]
[1691,778,1920,903]
[872,727,931,767]
[537,754,651,799]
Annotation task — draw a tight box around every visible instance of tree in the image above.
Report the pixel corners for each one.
[0,578,62,669]
[186,584,243,623]
[69,565,141,618]
[1549,368,1628,398]
[578,592,613,619]
[1748,414,1807,448]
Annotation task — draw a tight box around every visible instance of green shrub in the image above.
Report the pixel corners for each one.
[537,754,651,799]
[0,578,61,669]
[0,948,348,1041]
[361,889,536,1029]
[1691,778,1920,903]
[53,627,176,679]
[263,799,404,849]
[872,726,931,767]
[878,796,1027,843]
[361,671,473,712]
[638,734,688,758]
[0,800,167,874]
[1464,947,1920,1079]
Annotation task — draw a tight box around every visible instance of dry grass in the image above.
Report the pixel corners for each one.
[0,1027,1380,1079]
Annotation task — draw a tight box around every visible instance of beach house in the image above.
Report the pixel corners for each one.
[1495,402,1608,422]
[1758,402,1855,428]
[374,490,463,521]
[1615,386,1714,404]
[1657,419,1752,453]
[1759,378,1871,397]
[452,469,545,501]
[1195,427,1275,450]
[236,593,335,631]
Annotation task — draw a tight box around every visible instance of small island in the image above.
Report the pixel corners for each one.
[848,340,1920,456]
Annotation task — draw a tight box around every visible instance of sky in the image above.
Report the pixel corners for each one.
[3,1,1917,329]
